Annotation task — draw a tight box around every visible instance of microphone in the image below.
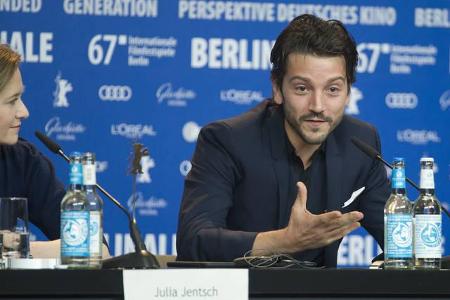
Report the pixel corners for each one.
[35,131,160,269]
[350,136,450,218]
[35,131,71,162]
[350,137,420,190]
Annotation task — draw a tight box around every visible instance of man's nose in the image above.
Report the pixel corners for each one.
[309,92,325,113]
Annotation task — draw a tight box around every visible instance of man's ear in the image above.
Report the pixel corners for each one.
[272,80,283,105]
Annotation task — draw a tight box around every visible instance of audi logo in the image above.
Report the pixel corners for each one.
[385,93,418,109]
[98,85,132,101]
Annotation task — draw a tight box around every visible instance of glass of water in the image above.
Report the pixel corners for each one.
[0,197,29,266]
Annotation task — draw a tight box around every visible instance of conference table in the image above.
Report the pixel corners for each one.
[1,268,450,299]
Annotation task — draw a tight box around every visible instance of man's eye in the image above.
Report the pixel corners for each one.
[329,87,341,94]
[295,86,307,93]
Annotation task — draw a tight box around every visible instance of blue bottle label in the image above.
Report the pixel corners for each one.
[61,211,89,257]
[386,214,413,259]
[391,168,406,189]
[414,215,442,258]
[70,163,83,185]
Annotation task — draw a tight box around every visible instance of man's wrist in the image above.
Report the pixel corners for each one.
[252,228,297,255]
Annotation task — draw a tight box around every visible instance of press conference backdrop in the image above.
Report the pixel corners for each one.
[1,0,449,267]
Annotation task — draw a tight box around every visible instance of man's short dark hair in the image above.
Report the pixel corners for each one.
[270,14,358,92]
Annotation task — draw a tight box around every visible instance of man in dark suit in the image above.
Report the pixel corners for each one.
[177,14,390,267]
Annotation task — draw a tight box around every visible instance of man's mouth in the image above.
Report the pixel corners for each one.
[305,119,326,122]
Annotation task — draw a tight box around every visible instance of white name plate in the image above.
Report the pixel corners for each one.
[123,269,248,300]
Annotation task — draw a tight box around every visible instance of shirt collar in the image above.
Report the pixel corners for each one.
[286,138,327,158]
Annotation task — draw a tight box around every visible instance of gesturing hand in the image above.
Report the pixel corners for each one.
[253,181,363,254]
[283,181,363,252]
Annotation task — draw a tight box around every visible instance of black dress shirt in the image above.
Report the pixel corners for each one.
[286,138,326,265]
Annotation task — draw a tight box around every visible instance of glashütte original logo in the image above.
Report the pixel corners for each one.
[98,85,132,101]
[156,83,196,107]
[111,123,157,139]
[45,117,86,141]
[127,192,168,216]
[220,89,264,105]
[440,90,450,111]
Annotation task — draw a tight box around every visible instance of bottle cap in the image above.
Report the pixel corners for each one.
[83,152,95,159]
[420,157,434,162]
[393,157,404,162]
[70,151,82,158]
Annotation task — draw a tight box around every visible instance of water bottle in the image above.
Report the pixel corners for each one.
[384,158,413,269]
[61,152,90,268]
[82,152,103,269]
[413,157,442,269]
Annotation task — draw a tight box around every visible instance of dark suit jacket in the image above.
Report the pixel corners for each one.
[177,100,390,267]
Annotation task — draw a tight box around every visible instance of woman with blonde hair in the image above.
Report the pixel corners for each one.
[0,43,65,257]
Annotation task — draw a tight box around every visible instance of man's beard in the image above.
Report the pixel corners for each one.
[283,104,342,145]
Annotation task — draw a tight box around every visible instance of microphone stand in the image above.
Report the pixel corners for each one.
[351,137,450,219]
[34,131,159,269]
[102,143,159,269]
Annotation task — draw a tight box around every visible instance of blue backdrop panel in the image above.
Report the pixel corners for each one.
[1,0,449,267]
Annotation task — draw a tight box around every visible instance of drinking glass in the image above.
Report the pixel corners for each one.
[0,197,30,267]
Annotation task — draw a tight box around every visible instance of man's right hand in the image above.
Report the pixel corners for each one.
[252,182,363,254]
